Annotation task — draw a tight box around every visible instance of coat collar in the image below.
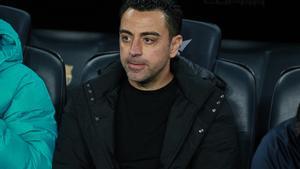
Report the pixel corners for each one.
[172,56,218,107]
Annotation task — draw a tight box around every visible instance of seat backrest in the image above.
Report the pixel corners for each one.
[24,46,66,125]
[220,40,300,148]
[180,19,221,70]
[214,59,256,169]
[0,5,31,50]
[30,29,119,87]
[269,67,300,128]
[81,51,119,83]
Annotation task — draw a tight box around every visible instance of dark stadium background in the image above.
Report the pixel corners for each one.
[1,0,299,42]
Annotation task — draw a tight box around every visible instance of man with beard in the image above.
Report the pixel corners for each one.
[53,0,239,169]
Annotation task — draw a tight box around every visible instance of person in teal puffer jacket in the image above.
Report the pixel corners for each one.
[0,19,57,169]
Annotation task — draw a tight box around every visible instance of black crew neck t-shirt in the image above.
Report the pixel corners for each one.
[115,79,178,169]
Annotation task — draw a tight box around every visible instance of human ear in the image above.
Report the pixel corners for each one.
[170,34,183,58]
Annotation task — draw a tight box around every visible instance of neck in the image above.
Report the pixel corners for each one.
[129,73,174,91]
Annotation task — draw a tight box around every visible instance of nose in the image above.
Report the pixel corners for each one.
[129,39,142,57]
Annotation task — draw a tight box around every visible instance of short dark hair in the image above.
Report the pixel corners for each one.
[120,0,183,37]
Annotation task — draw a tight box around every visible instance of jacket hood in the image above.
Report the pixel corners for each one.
[0,19,23,72]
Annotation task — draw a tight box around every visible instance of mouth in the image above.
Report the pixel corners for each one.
[127,62,146,71]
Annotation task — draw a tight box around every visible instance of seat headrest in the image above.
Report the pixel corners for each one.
[0,5,31,50]
[180,19,221,70]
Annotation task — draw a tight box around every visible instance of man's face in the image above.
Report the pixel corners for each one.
[119,8,182,90]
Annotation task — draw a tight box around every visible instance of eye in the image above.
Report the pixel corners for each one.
[120,35,131,43]
[143,37,155,45]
